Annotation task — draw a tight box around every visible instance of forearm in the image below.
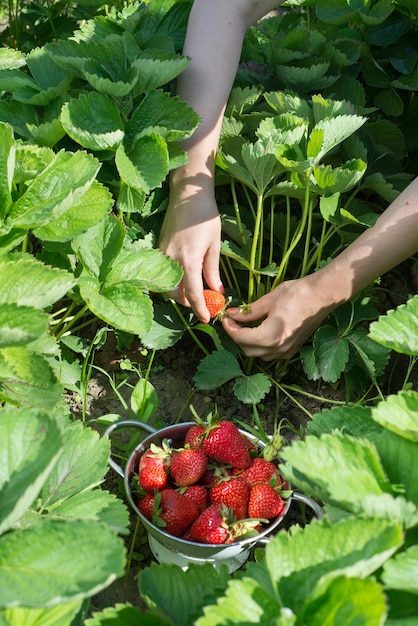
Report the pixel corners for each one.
[315,177,418,305]
[172,0,281,188]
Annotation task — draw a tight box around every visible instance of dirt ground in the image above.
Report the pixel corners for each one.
[74,262,417,612]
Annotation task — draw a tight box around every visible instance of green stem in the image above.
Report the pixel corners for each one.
[272,174,312,289]
[170,300,210,355]
[300,195,314,277]
[55,304,89,340]
[248,192,264,303]
[231,180,247,246]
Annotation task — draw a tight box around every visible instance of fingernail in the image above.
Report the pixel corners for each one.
[226,307,238,316]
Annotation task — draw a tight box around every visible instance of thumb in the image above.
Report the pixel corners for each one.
[226,300,267,323]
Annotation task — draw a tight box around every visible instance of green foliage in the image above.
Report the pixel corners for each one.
[86,291,418,626]
[1,0,418,623]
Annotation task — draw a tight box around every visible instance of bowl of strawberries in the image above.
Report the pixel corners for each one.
[105,411,322,570]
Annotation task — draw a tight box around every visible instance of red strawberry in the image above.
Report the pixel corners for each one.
[241,458,283,488]
[248,483,285,519]
[203,420,251,470]
[241,434,259,455]
[189,504,231,544]
[210,477,250,520]
[169,448,208,487]
[181,484,208,513]
[137,493,154,520]
[184,424,206,449]
[203,289,226,319]
[138,443,170,492]
[153,488,199,537]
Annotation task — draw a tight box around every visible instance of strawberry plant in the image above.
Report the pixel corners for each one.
[85,295,418,626]
[0,0,418,623]
[142,0,417,407]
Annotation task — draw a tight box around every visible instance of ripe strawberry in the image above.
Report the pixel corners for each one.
[153,488,199,537]
[169,447,208,487]
[184,424,206,449]
[203,289,226,319]
[248,483,285,519]
[203,420,251,470]
[189,504,231,544]
[181,484,208,513]
[137,493,154,520]
[241,433,258,455]
[210,477,250,520]
[241,457,283,488]
[138,443,170,492]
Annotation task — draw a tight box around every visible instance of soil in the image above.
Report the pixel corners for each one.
[73,262,417,613]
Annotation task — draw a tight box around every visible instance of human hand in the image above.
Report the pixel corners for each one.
[158,187,223,323]
[221,275,339,361]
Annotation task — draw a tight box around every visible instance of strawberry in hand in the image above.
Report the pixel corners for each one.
[203,290,226,320]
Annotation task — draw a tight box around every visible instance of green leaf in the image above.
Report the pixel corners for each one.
[311,114,367,162]
[126,90,199,148]
[369,296,418,356]
[0,254,76,308]
[73,215,126,281]
[13,142,55,183]
[193,351,243,390]
[0,407,62,534]
[382,545,418,594]
[280,432,392,512]
[0,303,48,348]
[115,134,169,194]
[372,391,418,443]
[2,601,82,626]
[263,516,403,615]
[302,575,387,625]
[306,403,418,515]
[61,93,124,151]
[86,604,167,626]
[130,378,159,421]
[80,40,139,98]
[0,519,125,608]
[33,180,113,242]
[41,420,110,507]
[311,159,366,195]
[26,118,66,149]
[233,373,272,404]
[311,326,350,383]
[196,576,288,626]
[48,490,129,535]
[347,328,391,379]
[79,275,154,335]
[0,122,14,218]
[105,246,182,292]
[9,150,101,229]
[139,562,230,626]
[241,139,284,193]
[132,49,190,93]
[0,347,63,409]
[140,302,186,350]
[0,48,27,70]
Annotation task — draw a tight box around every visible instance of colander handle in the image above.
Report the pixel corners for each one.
[256,491,323,546]
[103,420,157,478]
